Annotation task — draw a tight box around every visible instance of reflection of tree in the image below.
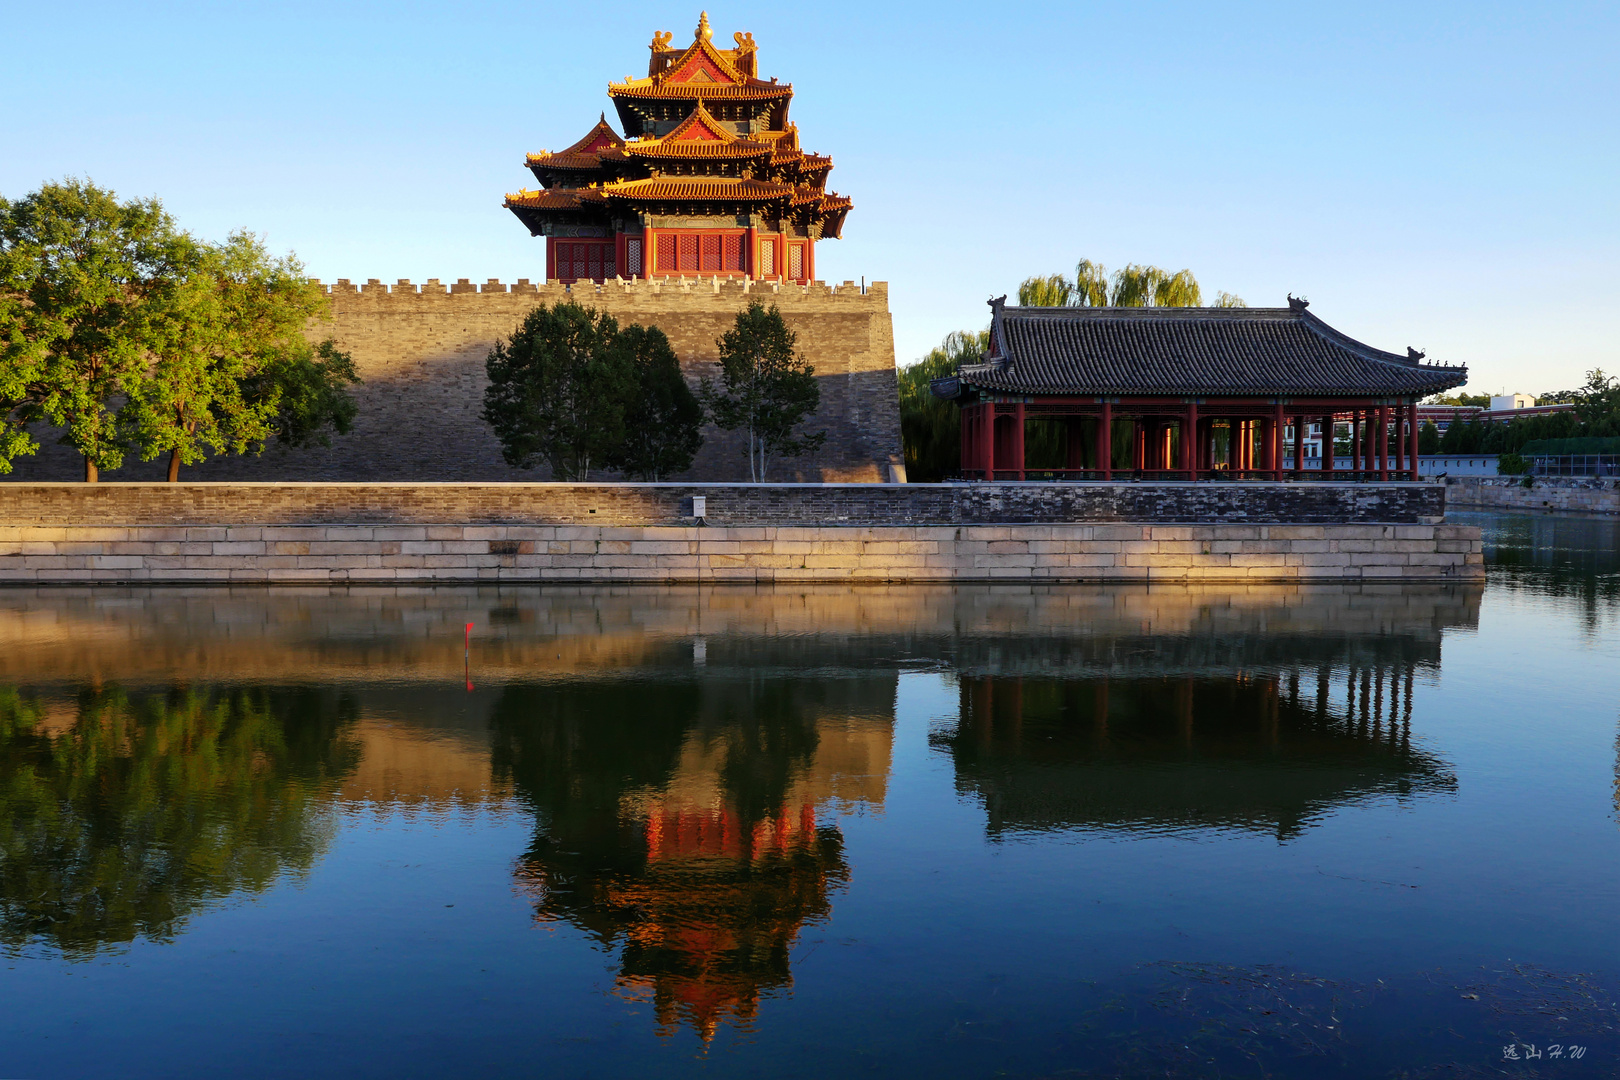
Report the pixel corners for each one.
[0,685,359,958]
[491,677,853,1040]
[935,668,1456,841]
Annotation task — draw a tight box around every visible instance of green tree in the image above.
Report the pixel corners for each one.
[1418,421,1441,455]
[122,231,346,481]
[0,179,199,480]
[704,302,826,482]
[898,329,989,482]
[1017,259,1243,310]
[253,339,361,452]
[609,324,704,481]
[482,301,634,480]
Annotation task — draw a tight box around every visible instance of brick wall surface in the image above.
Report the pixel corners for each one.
[0,522,1483,585]
[0,481,1446,528]
[1446,476,1620,516]
[1,278,902,484]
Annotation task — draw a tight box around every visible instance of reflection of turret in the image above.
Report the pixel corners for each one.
[0,684,359,957]
[492,674,888,1040]
[936,666,1455,842]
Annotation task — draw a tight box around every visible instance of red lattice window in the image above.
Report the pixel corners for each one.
[626,238,642,276]
[788,243,805,282]
[554,240,616,284]
[677,234,699,272]
[699,235,720,272]
[656,234,676,274]
[722,235,742,272]
[759,239,775,276]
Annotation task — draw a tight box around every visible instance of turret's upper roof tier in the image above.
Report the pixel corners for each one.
[505,13,850,241]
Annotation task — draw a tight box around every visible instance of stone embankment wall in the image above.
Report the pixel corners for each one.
[0,523,1483,585]
[1,278,901,484]
[1446,476,1620,516]
[0,481,1446,527]
[0,481,1480,584]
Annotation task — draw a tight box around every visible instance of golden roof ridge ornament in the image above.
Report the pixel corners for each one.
[696,11,712,42]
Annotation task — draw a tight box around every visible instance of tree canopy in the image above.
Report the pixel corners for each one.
[0,179,359,480]
[898,330,988,483]
[609,324,705,481]
[704,302,825,482]
[1017,259,1245,310]
[483,301,636,480]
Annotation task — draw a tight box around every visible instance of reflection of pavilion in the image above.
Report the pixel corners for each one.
[495,675,892,1040]
[936,661,1454,841]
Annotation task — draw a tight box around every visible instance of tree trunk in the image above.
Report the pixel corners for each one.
[167,448,182,483]
[84,457,98,483]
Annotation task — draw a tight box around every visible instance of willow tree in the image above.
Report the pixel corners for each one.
[898,329,989,482]
[1017,259,1245,311]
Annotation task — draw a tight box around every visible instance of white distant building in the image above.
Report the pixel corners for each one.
[1490,393,1537,412]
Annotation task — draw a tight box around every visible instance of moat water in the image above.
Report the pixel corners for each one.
[0,509,1616,1078]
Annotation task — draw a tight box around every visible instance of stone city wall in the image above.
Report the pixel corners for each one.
[0,480,1446,527]
[0,522,1482,585]
[1,277,902,484]
[1446,476,1620,516]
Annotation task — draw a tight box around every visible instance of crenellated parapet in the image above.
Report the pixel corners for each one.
[310,276,889,308]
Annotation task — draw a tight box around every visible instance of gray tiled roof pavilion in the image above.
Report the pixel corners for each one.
[940,299,1467,399]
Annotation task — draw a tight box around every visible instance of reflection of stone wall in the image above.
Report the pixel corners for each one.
[1,278,901,484]
[0,582,1482,687]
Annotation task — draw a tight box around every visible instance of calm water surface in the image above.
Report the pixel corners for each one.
[1,509,1617,1078]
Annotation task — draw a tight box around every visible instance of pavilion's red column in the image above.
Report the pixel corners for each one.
[1393,404,1405,475]
[1014,403,1026,480]
[1098,403,1113,481]
[1184,403,1199,477]
[642,229,655,278]
[1293,414,1305,477]
[1133,421,1145,471]
[1408,400,1421,479]
[1320,414,1334,474]
[1377,405,1390,480]
[982,405,996,480]
[1272,402,1286,480]
[1351,412,1362,473]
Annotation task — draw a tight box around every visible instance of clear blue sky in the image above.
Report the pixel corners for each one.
[4,1,1615,394]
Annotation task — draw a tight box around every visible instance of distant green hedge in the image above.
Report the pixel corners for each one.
[1519,437,1620,455]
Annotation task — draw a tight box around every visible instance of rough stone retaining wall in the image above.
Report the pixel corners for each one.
[0,523,1483,585]
[1446,476,1620,516]
[0,481,1447,527]
[1,278,901,484]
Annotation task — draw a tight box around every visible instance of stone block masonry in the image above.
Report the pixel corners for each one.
[0,480,1445,528]
[1446,476,1620,516]
[1,277,901,484]
[0,481,1480,584]
[0,523,1483,585]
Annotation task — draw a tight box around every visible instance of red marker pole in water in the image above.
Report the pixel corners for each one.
[464,622,474,691]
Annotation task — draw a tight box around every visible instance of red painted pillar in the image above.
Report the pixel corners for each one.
[1408,400,1420,480]
[1014,402,1026,480]
[1377,405,1390,481]
[745,226,757,279]
[546,237,556,284]
[1273,401,1286,481]
[1098,403,1113,481]
[1350,411,1361,474]
[1293,414,1304,477]
[1321,414,1334,474]
[806,239,816,283]
[978,403,991,479]
[1133,420,1145,471]
[1184,403,1198,478]
[1393,404,1405,475]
